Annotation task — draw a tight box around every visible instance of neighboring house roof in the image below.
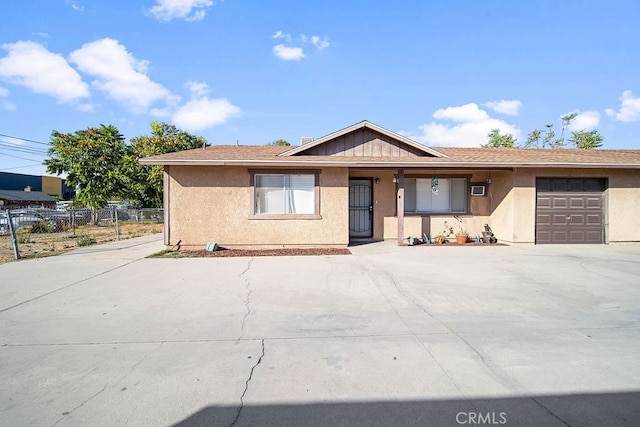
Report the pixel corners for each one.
[0,190,58,202]
[139,120,640,169]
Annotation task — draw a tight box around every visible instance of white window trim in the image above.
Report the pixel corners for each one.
[249,169,321,220]
[404,176,469,214]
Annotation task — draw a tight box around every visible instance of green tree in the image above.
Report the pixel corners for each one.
[44,125,126,209]
[483,129,517,148]
[526,113,578,148]
[268,139,291,146]
[569,129,604,149]
[122,122,207,207]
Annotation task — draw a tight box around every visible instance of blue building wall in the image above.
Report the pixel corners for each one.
[0,172,74,200]
[0,172,42,192]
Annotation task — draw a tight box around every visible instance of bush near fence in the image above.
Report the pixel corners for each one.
[0,207,163,262]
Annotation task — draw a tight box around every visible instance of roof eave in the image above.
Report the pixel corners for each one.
[138,159,640,169]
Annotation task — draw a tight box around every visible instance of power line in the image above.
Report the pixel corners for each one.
[0,152,42,162]
[0,143,49,155]
[0,163,44,171]
[0,133,50,146]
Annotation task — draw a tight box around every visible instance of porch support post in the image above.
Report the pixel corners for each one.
[163,165,170,246]
[397,169,404,246]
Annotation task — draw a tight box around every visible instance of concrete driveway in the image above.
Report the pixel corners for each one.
[1,235,640,426]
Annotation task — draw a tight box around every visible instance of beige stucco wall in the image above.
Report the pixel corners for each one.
[166,165,640,247]
[608,171,640,243]
[489,168,640,244]
[363,170,493,241]
[166,166,349,248]
[41,176,62,197]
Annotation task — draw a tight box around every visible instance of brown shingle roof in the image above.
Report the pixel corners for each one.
[140,145,640,168]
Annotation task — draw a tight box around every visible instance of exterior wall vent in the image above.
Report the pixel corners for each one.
[300,137,314,145]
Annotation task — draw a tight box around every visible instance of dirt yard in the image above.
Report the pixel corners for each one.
[0,223,163,263]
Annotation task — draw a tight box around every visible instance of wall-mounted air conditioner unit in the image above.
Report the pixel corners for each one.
[470,185,486,196]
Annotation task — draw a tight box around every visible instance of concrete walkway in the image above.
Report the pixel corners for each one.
[1,237,640,426]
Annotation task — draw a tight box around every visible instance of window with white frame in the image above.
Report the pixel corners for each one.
[404,177,467,213]
[254,173,316,215]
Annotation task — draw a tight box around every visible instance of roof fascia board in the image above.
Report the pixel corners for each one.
[138,159,640,169]
[279,120,448,158]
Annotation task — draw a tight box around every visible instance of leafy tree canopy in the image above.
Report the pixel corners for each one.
[268,139,291,146]
[43,122,207,209]
[484,113,604,150]
[122,121,207,208]
[482,129,517,148]
[44,124,126,209]
[570,129,604,149]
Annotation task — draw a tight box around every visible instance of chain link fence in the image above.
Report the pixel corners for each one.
[0,207,163,262]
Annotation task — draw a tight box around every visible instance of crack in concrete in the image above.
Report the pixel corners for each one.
[238,258,254,341]
[230,339,265,427]
[0,258,144,314]
[530,397,572,426]
[50,382,109,427]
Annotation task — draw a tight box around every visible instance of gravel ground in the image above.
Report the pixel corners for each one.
[174,247,353,257]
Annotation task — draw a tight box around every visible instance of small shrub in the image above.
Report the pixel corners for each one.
[77,235,97,247]
[18,231,32,244]
[31,221,56,234]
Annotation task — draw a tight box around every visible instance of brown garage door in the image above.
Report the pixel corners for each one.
[536,178,605,244]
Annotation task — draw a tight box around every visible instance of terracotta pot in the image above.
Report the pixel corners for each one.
[455,235,468,244]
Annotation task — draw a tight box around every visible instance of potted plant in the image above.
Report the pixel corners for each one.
[433,233,448,244]
[455,227,469,244]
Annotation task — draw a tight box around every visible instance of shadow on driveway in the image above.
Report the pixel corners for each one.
[174,391,640,426]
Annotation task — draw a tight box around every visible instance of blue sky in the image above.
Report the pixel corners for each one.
[1,0,640,177]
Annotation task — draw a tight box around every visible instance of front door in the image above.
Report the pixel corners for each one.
[349,179,373,238]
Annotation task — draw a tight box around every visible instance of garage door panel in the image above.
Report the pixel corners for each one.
[552,230,568,241]
[551,214,568,225]
[569,214,584,225]
[537,214,551,226]
[537,197,551,208]
[552,197,568,208]
[536,178,605,244]
[569,197,585,208]
[586,197,602,208]
[586,214,601,225]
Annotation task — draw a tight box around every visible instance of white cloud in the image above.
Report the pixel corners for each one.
[76,103,95,113]
[484,100,521,116]
[272,31,292,42]
[412,102,520,147]
[65,0,84,11]
[172,97,241,131]
[311,36,330,50]
[149,0,214,22]
[433,103,489,122]
[567,110,600,131]
[0,100,17,111]
[69,38,176,113]
[271,32,330,61]
[186,80,209,97]
[606,90,640,122]
[273,44,305,61]
[0,86,8,97]
[0,40,89,103]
